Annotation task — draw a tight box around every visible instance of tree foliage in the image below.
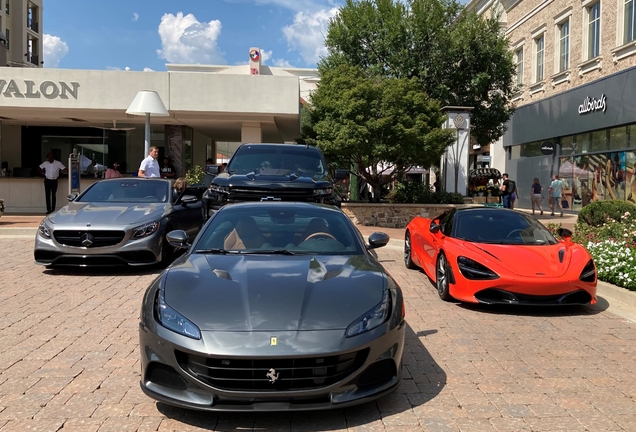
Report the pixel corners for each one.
[322,0,516,145]
[304,63,454,199]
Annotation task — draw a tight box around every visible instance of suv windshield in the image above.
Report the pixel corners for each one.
[454,209,558,245]
[78,180,169,203]
[227,146,325,176]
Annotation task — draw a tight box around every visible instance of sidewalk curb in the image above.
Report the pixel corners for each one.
[597,281,636,309]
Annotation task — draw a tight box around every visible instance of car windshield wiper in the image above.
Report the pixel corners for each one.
[194,248,240,254]
[241,249,302,255]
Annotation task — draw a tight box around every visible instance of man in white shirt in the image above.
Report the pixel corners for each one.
[39,153,67,214]
[138,146,160,178]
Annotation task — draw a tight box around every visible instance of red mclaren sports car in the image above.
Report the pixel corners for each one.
[404,207,597,305]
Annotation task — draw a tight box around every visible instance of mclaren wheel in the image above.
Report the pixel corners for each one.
[404,231,418,269]
[436,252,453,301]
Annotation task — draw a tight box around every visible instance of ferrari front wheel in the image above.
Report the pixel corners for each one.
[404,231,418,269]
[436,252,453,301]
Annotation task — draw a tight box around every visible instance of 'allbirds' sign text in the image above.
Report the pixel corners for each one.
[578,94,606,115]
[0,79,80,99]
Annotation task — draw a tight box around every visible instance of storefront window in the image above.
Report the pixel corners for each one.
[574,133,591,154]
[610,126,629,150]
[628,124,636,147]
[591,129,608,151]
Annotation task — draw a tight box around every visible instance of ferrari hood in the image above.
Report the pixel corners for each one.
[50,202,168,226]
[461,242,572,278]
[164,254,386,331]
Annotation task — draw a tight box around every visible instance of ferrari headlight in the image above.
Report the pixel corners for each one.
[132,221,160,239]
[346,289,391,337]
[38,221,52,239]
[154,290,201,339]
[579,259,596,283]
[210,185,229,194]
[313,187,333,196]
[457,256,499,280]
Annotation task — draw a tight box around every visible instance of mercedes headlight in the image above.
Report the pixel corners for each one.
[38,221,52,239]
[210,185,230,194]
[313,187,333,196]
[346,289,391,337]
[132,221,160,239]
[154,290,201,339]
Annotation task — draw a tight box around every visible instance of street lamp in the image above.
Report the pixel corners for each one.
[125,90,169,158]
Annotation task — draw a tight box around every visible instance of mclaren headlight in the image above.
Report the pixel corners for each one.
[154,290,201,339]
[132,221,160,239]
[346,289,391,337]
[313,187,333,196]
[38,221,52,239]
[209,185,230,194]
[457,256,499,280]
[579,259,596,283]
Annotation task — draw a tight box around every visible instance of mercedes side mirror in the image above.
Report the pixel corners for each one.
[67,193,78,202]
[367,232,390,249]
[180,195,198,205]
[166,230,190,249]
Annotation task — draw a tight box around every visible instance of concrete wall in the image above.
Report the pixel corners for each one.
[341,203,477,228]
[1,125,21,169]
[0,177,100,214]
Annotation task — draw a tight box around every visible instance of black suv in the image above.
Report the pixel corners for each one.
[202,143,348,219]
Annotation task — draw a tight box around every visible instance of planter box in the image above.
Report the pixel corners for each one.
[341,202,479,228]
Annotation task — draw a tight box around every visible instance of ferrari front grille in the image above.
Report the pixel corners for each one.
[175,348,369,391]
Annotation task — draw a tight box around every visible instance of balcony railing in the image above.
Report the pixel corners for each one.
[27,53,39,65]
[27,19,39,33]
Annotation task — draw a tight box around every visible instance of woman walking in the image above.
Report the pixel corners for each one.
[531,177,543,215]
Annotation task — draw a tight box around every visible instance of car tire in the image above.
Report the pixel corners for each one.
[436,252,453,301]
[404,231,418,269]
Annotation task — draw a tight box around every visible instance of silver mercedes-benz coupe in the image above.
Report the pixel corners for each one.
[34,178,204,267]
[138,202,406,411]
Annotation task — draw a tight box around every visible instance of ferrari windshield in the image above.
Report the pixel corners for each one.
[78,180,170,203]
[227,146,326,176]
[195,204,363,254]
[453,209,558,245]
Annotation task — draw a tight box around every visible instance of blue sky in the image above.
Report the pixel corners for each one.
[43,0,469,71]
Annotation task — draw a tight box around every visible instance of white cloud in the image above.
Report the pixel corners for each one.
[133,12,139,22]
[143,67,154,72]
[106,66,121,70]
[273,58,293,67]
[282,8,337,65]
[43,34,69,68]
[261,49,273,63]
[156,12,224,64]
[125,66,131,71]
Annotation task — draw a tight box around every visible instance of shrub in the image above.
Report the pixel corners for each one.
[577,200,636,227]
[186,165,205,185]
[387,180,464,204]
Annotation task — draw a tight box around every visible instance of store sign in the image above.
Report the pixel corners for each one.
[0,79,80,100]
[540,141,554,155]
[578,94,606,115]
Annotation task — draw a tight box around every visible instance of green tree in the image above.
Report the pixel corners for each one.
[323,0,516,146]
[305,63,454,201]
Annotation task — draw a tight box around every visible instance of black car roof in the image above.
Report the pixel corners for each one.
[238,143,321,152]
[218,201,342,212]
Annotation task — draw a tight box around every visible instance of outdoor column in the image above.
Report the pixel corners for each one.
[441,106,473,195]
[241,122,262,144]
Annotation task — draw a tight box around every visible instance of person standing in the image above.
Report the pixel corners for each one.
[39,153,67,214]
[501,173,516,209]
[105,161,123,179]
[530,177,543,215]
[548,174,564,217]
[161,157,177,179]
[138,146,160,178]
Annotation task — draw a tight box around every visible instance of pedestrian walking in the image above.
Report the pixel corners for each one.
[39,153,67,214]
[548,174,564,217]
[530,177,543,215]
[501,173,517,209]
[138,146,160,178]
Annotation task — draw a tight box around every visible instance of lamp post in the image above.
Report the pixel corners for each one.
[125,90,169,158]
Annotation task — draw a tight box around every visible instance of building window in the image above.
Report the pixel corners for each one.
[626,0,636,43]
[558,20,570,71]
[5,0,8,15]
[515,48,524,85]
[535,36,544,82]
[5,29,9,51]
[587,2,601,59]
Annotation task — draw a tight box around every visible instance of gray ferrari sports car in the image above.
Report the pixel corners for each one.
[34,178,205,267]
[138,202,406,411]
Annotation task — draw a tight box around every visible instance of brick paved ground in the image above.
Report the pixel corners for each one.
[0,237,635,431]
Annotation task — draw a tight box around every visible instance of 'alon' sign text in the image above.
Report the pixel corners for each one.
[0,79,80,99]
[578,94,606,115]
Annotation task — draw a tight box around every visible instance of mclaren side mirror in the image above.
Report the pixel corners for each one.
[430,221,441,234]
[67,193,78,202]
[166,230,190,249]
[334,169,349,180]
[367,232,390,249]
[558,227,573,242]
[180,195,198,205]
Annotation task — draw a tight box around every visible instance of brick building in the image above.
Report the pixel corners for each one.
[468,0,636,211]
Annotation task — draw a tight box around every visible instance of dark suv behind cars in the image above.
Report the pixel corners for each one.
[202,143,348,219]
